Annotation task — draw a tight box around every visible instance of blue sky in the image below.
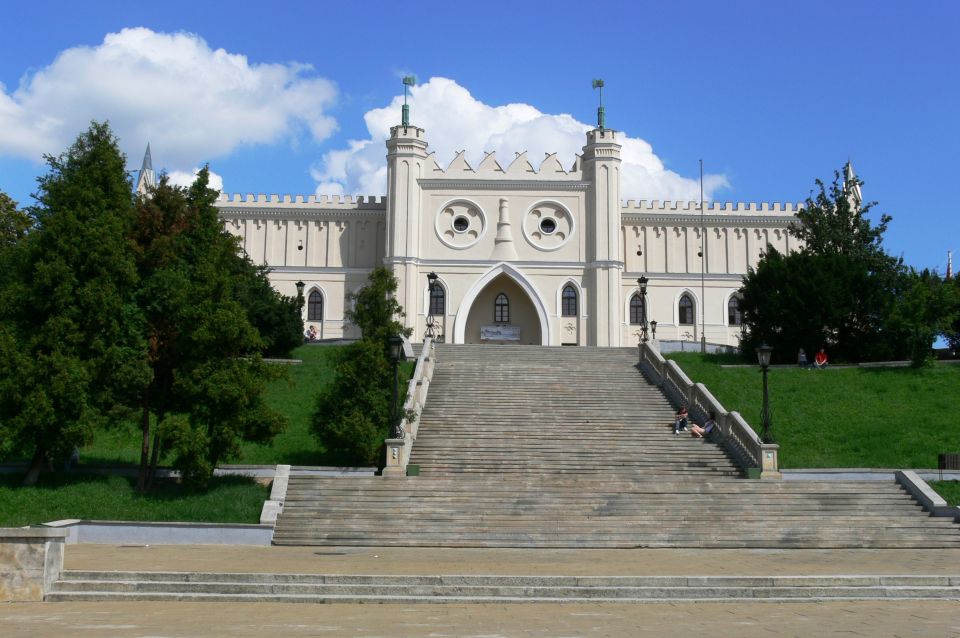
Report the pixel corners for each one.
[1,0,957,272]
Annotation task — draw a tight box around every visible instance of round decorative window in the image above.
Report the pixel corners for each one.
[522,201,575,251]
[435,200,486,249]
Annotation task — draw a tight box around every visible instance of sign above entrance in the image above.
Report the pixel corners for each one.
[481,325,520,341]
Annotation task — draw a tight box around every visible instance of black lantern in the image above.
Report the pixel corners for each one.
[755,342,774,443]
[295,280,305,298]
[637,276,649,344]
[425,272,439,340]
[387,335,405,439]
[650,320,657,340]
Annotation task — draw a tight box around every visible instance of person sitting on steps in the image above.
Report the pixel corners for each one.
[814,348,828,369]
[673,406,689,435]
[690,411,718,439]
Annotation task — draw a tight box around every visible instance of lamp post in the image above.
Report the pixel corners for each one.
[388,335,405,439]
[425,271,438,340]
[637,276,649,344]
[755,342,774,443]
[295,280,305,300]
[650,320,657,341]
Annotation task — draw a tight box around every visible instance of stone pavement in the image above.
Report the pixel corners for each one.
[61,543,960,577]
[2,544,959,636]
[2,600,960,637]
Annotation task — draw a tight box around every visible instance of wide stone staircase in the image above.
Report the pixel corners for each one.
[268,345,960,549]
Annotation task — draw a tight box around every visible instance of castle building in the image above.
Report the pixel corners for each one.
[213,113,800,348]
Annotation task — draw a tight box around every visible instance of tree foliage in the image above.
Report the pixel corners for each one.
[0,122,150,485]
[311,267,410,466]
[887,269,959,366]
[0,191,31,248]
[132,171,288,489]
[739,165,910,363]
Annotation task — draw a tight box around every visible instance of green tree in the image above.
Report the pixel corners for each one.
[739,165,909,363]
[0,122,150,485]
[311,267,410,466]
[132,171,287,489]
[0,191,31,248]
[947,275,960,355]
[887,269,959,367]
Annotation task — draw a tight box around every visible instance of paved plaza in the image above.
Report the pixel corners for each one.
[3,544,959,637]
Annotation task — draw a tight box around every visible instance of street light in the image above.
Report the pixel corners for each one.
[650,320,657,340]
[425,272,438,340]
[295,280,305,299]
[388,335,406,439]
[637,276,649,344]
[755,342,774,443]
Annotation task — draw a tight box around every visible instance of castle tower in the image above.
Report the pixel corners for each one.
[385,123,429,333]
[581,127,623,346]
[135,143,156,196]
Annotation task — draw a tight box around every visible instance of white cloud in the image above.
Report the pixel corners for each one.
[167,168,224,193]
[0,27,337,174]
[312,77,727,201]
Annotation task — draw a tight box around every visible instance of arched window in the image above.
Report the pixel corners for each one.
[429,284,445,316]
[308,290,323,321]
[494,293,509,323]
[678,294,694,325]
[629,294,645,325]
[561,285,577,317]
[728,296,743,326]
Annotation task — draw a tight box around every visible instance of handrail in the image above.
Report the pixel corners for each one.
[638,342,775,475]
[382,337,437,477]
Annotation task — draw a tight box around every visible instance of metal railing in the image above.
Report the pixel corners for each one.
[638,342,773,473]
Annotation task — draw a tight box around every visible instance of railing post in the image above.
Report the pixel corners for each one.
[760,443,781,479]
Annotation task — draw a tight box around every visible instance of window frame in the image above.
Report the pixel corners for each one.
[494,293,510,323]
[629,294,645,325]
[307,290,323,321]
[561,285,578,317]
[678,294,694,325]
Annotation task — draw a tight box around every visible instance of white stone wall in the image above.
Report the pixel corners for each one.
[215,129,799,347]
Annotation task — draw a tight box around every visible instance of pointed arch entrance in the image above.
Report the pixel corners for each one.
[454,264,549,345]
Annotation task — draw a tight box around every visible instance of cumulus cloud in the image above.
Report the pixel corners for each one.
[167,168,224,193]
[0,27,337,172]
[312,77,727,201]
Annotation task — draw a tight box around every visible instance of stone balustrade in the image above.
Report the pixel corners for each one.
[638,342,780,478]
[0,527,68,601]
[383,337,437,478]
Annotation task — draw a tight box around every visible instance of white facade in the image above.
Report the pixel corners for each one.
[216,124,799,347]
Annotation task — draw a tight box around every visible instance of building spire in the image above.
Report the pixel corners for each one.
[401,76,416,127]
[843,160,862,209]
[947,250,953,280]
[592,79,605,130]
[135,143,156,196]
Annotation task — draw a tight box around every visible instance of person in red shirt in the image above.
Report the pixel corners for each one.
[814,348,828,369]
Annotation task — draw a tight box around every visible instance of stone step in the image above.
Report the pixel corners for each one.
[47,571,960,604]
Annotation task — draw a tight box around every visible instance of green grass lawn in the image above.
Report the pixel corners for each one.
[0,472,268,527]
[665,353,960,470]
[79,343,414,468]
[929,481,960,507]
[79,344,344,467]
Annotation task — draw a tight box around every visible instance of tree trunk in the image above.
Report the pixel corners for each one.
[146,431,162,490]
[137,399,151,492]
[23,447,45,486]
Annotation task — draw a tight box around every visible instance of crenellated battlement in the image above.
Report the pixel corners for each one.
[425,150,582,180]
[622,200,802,214]
[216,193,386,209]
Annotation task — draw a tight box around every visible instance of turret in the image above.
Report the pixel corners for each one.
[581,83,623,346]
[135,143,156,196]
[384,78,430,333]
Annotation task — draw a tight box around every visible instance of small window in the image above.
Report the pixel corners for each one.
[539,218,557,235]
[494,293,509,323]
[629,294,645,325]
[308,290,323,321]
[561,285,577,317]
[678,294,694,325]
[728,296,742,326]
[429,284,445,316]
[453,216,469,232]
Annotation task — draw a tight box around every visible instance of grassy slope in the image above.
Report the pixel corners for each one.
[0,473,268,527]
[81,344,346,467]
[929,481,960,507]
[666,353,960,469]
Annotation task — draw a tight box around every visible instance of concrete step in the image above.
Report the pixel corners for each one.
[46,571,960,603]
